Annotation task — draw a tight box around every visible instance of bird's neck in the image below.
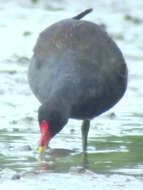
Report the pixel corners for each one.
[38,97,70,138]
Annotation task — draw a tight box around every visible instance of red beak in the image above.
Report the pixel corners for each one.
[39,120,50,156]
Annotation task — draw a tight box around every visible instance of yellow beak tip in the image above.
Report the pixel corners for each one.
[38,146,46,154]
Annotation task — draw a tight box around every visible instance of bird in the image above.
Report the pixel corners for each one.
[28,9,128,159]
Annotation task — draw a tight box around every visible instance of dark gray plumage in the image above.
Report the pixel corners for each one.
[28,9,128,153]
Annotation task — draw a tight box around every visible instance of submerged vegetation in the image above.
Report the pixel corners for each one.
[31,0,38,3]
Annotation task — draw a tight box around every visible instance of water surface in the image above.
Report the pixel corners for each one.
[0,0,143,189]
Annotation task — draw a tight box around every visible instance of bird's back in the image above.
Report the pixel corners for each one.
[28,18,127,119]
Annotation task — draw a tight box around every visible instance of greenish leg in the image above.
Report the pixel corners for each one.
[81,119,90,153]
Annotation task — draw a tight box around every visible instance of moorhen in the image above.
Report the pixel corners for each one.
[28,9,128,158]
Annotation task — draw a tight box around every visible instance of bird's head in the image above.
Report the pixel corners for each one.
[38,104,68,159]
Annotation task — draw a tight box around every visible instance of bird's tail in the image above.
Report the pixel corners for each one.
[73,8,93,20]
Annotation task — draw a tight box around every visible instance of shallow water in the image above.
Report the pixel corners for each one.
[0,0,143,189]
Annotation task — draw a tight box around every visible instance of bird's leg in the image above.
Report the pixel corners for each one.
[81,119,90,169]
[81,119,90,153]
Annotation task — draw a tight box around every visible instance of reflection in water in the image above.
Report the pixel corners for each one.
[82,152,89,169]
[38,162,49,171]
[38,151,89,172]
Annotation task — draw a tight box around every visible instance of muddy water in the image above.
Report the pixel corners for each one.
[0,0,143,189]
